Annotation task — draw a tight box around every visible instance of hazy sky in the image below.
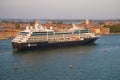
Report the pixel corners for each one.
[0,0,120,19]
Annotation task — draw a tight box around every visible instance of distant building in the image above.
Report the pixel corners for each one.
[104,21,120,25]
[90,27,110,35]
[101,28,110,35]
[46,21,53,24]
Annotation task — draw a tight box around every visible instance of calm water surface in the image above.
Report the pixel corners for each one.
[0,35,120,80]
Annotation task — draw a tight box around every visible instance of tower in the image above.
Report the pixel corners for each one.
[86,19,89,25]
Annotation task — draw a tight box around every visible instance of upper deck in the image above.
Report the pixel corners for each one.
[12,20,99,43]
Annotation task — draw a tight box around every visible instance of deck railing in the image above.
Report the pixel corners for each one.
[27,34,85,43]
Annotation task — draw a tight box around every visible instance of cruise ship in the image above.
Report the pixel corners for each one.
[12,20,100,51]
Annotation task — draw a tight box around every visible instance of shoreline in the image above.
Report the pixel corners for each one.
[110,33,120,35]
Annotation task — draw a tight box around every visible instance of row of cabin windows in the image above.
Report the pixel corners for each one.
[31,32,72,36]
[19,32,29,35]
[31,32,54,36]
[74,30,91,34]
[28,38,47,42]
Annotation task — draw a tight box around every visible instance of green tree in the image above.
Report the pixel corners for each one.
[15,22,20,29]
[103,24,120,33]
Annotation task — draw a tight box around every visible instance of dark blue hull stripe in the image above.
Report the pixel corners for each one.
[12,37,98,51]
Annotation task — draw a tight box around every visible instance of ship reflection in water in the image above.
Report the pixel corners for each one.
[0,35,120,80]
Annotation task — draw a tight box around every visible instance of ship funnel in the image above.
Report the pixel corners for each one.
[34,20,45,31]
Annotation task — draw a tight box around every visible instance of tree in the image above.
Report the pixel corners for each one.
[103,24,120,33]
[15,22,20,29]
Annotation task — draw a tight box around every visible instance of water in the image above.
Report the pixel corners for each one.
[0,35,120,80]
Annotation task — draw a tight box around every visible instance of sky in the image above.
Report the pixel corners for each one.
[0,0,120,19]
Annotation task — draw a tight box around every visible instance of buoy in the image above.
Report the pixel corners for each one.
[14,64,18,70]
[69,64,73,69]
